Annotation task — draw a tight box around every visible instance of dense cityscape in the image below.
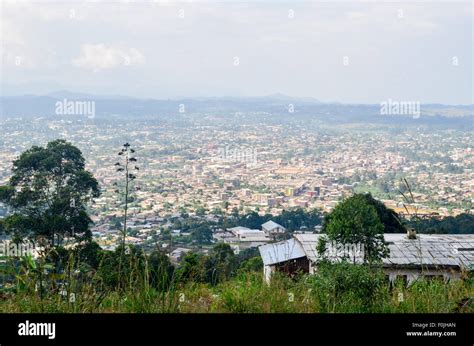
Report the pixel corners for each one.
[0,98,472,260]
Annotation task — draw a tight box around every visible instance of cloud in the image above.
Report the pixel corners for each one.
[2,1,470,103]
[72,44,145,71]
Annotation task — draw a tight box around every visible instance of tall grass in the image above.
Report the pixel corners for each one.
[0,255,472,313]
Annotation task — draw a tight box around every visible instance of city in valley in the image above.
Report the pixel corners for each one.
[0,96,472,260]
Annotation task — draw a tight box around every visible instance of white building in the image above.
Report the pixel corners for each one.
[216,226,272,252]
[261,220,286,235]
[259,232,474,284]
[228,226,270,242]
[169,247,192,263]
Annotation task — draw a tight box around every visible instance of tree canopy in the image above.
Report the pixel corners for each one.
[407,213,474,234]
[360,193,405,233]
[0,140,100,247]
[321,193,389,264]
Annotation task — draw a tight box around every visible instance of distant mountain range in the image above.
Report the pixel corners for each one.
[187,93,321,104]
[5,90,322,103]
[45,90,138,100]
[0,91,472,128]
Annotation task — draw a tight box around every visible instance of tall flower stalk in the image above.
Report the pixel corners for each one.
[114,143,139,289]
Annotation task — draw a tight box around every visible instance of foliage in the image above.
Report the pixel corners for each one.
[148,249,175,291]
[407,213,474,234]
[175,252,204,283]
[360,193,405,233]
[235,208,322,232]
[0,140,100,248]
[114,143,139,288]
[202,243,237,285]
[1,258,472,313]
[309,262,386,312]
[96,245,146,289]
[321,193,389,263]
[190,223,213,244]
[237,256,263,272]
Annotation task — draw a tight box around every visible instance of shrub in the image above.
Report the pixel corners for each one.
[309,262,387,312]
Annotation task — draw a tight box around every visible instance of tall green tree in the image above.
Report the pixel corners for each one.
[191,223,213,244]
[203,243,237,285]
[175,252,204,283]
[321,194,389,264]
[360,193,405,233]
[0,140,100,248]
[148,249,175,291]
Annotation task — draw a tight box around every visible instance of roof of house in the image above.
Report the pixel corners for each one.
[262,220,285,231]
[259,233,474,268]
[171,247,191,255]
[228,226,251,233]
[259,238,306,265]
[383,233,474,268]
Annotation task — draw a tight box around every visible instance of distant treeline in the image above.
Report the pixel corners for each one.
[174,207,473,239]
[165,208,323,245]
[407,213,474,234]
[230,208,322,231]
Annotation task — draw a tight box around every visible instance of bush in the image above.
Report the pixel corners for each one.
[309,262,387,312]
[238,257,263,273]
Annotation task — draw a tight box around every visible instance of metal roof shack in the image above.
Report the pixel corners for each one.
[259,238,306,266]
[259,237,308,282]
[259,233,474,284]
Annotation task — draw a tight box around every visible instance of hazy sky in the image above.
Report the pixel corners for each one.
[1,0,473,104]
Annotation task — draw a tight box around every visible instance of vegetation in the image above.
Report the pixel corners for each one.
[406,213,474,234]
[164,207,323,247]
[114,142,139,289]
[320,193,389,263]
[0,142,472,314]
[360,193,405,233]
[0,139,100,247]
[231,208,322,232]
[1,255,472,313]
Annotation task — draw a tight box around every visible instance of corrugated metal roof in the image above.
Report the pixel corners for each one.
[262,233,474,268]
[293,233,321,262]
[228,226,251,232]
[262,220,285,231]
[383,234,474,267]
[258,238,306,265]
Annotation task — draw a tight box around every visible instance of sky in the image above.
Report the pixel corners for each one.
[1,0,473,104]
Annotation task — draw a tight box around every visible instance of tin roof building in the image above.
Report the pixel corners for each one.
[259,232,474,284]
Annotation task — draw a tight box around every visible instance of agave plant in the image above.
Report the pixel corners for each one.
[114,143,139,290]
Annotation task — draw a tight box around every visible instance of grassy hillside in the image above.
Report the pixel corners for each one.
[1,266,472,313]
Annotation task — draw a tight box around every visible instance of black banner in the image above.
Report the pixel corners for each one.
[0,313,472,345]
